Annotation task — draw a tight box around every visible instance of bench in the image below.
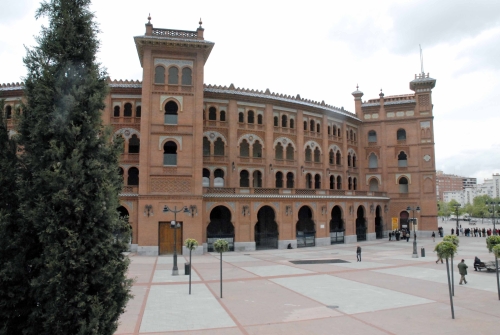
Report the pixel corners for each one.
[476,261,500,272]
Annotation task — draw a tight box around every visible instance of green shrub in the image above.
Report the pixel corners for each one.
[443,235,459,247]
[184,238,199,251]
[486,236,500,253]
[213,239,229,253]
[434,241,457,259]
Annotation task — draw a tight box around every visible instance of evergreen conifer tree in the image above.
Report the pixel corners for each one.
[3,1,132,333]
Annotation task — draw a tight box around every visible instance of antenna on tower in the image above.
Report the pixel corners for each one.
[419,44,424,75]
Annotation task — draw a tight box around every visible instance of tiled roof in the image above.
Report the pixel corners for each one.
[362,99,416,107]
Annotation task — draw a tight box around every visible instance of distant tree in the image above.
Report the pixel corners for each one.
[1,1,132,334]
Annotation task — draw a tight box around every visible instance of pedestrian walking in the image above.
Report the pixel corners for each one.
[432,231,435,242]
[458,259,468,284]
[356,245,362,262]
[474,256,481,271]
[451,228,454,235]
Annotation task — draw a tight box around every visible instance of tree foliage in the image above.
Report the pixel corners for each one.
[434,241,457,260]
[184,238,199,251]
[443,235,459,247]
[486,236,500,253]
[213,239,229,253]
[0,1,132,334]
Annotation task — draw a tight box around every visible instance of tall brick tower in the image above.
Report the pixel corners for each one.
[133,17,214,255]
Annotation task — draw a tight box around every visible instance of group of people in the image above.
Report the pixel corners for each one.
[451,227,498,237]
[435,256,483,285]
[388,229,415,242]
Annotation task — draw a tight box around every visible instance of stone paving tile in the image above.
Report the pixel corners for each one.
[241,264,313,277]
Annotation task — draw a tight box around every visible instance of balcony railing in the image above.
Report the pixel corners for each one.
[203,187,387,197]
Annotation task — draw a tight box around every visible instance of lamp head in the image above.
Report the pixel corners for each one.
[183,206,191,214]
[406,206,411,211]
[163,206,170,213]
[416,206,421,212]
[170,220,176,227]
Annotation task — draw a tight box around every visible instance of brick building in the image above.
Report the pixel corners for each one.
[436,170,477,201]
[1,20,438,255]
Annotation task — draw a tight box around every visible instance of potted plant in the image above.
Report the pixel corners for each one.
[213,239,229,298]
[184,238,198,295]
[435,241,457,319]
[443,235,459,296]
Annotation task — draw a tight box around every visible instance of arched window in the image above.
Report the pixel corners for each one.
[306,173,312,189]
[329,175,334,189]
[214,169,225,187]
[337,176,342,190]
[310,120,315,132]
[181,67,192,85]
[316,123,320,133]
[369,178,379,191]
[275,171,283,188]
[338,128,341,137]
[399,176,409,193]
[214,138,224,156]
[333,125,337,137]
[286,172,294,188]
[220,110,226,121]
[368,130,377,143]
[353,177,357,190]
[135,105,141,118]
[303,121,307,131]
[124,103,132,117]
[329,150,334,165]
[208,107,217,120]
[240,140,249,157]
[314,147,321,163]
[368,153,378,168]
[5,105,12,119]
[398,151,408,167]
[253,140,262,158]
[290,119,294,129]
[253,170,262,188]
[247,110,255,124]
[203,168,210,187]
[336,151,341,165]
[203,137,210,156]
[353,133,356,142]
[347,153,351,167]
[305,146,312,162]
[164,101,179,124]
[155,66,165,84]
[352,154,357,168]
[314,174,321,189]
[257,114,263,124]
[168,66,178,84]
[238,112,244,123]
[274,116,279,127]
[281,115,287,128]
[127,167,139,186]
[348,177,352,190]
[397,128,406,140]
[240,170,249,187]
[113,106,120,117]
[163,141,177,165]
[286,144,294,160]
[275,143,283,160]
[128,135,140,154]
[328,126,331,135]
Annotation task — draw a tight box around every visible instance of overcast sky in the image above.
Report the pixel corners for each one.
[1,0,499,183]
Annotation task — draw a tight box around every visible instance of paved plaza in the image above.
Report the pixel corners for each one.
[116,223,500,335]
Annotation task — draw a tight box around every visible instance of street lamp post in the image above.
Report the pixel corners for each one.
[406,205,421,258]
[163,205,193,275]
[453,204,461,236]
[486,200,499,235]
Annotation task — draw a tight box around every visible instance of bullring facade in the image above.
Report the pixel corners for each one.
[0,19,439,255]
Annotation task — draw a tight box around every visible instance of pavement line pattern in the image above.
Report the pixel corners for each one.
[270,274,433,315]
[139,283,236,333]
[241,264,313,277]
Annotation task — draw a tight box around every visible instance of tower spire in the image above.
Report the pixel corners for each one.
[419,44,424,75]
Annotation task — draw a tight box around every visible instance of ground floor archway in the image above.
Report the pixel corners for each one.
[375,205,384,239]
[296,206,316,248]
[255,205,279,250]
[356,206,367,241]
[207,205,235,252]
[330,205,344,244]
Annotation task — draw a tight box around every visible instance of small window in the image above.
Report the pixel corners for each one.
[368,130,377,143]
[347,153,351,167]
[314,174,321,189]
[398,151,408,167]
[128,135,140,154]
[336,151,341,165]
[306,173,312,189]
[181,67,192,85]
[399,176,409,193]
[305,146,312,162]
[257,114,263,124]
[329,150,334,165]
[124,103,132,117]
[113,106,120,117]
[276,171,283,188]
[203,168,210,187]
[290,119,294,129]
[333,125,337,136]
[253,170,262,188]
[329,175,334,189]
[208,107,217,120]
[127,167,139,186]
[310,120,315,132]
[214,169,225,187]
[164,101,179,124]
[348,177,352,190]
[155,66,165,84]
[163,141,177,165]
[328,126,331,135]
[203,137,210,156]
[368,153,378,168]
[303,121,307,131]
[220,110,226,121]
[239,112,244,123]
[240,170,250,187]
[282,115,287,128]
[275,143,284,160]
[337,176,342,190]
[274,116,279,127]
[286,172,294,188]
[316,124,320,133]
[397,128,407,140]
[352,155,357,168]
[286,144,294,160]
[5,105,12,119]
[248,110,255,124]
[240,140,249,157]
[168,67,179,85]
[253,140,262,158]
[314,147,321,163]
[135,105,141,118]
[353,177,357,190]
[369,178,379,191]
[214,138,224,156]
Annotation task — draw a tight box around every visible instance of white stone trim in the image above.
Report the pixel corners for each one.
[115,127,140,140]
[154,58,193,68]
[203,131,227,144]
[160,95,183,112]
[159,136,182,150]
[273,136,296,150]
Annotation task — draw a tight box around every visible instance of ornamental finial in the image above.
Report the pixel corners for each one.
[147,13,151,24]
[199,18,203,28]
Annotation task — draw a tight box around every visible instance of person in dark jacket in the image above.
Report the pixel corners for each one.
[474,256,481,271]
[458,259,468,284]
[356,246,361,262]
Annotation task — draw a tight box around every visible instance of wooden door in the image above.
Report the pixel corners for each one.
[159,222,183,255]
